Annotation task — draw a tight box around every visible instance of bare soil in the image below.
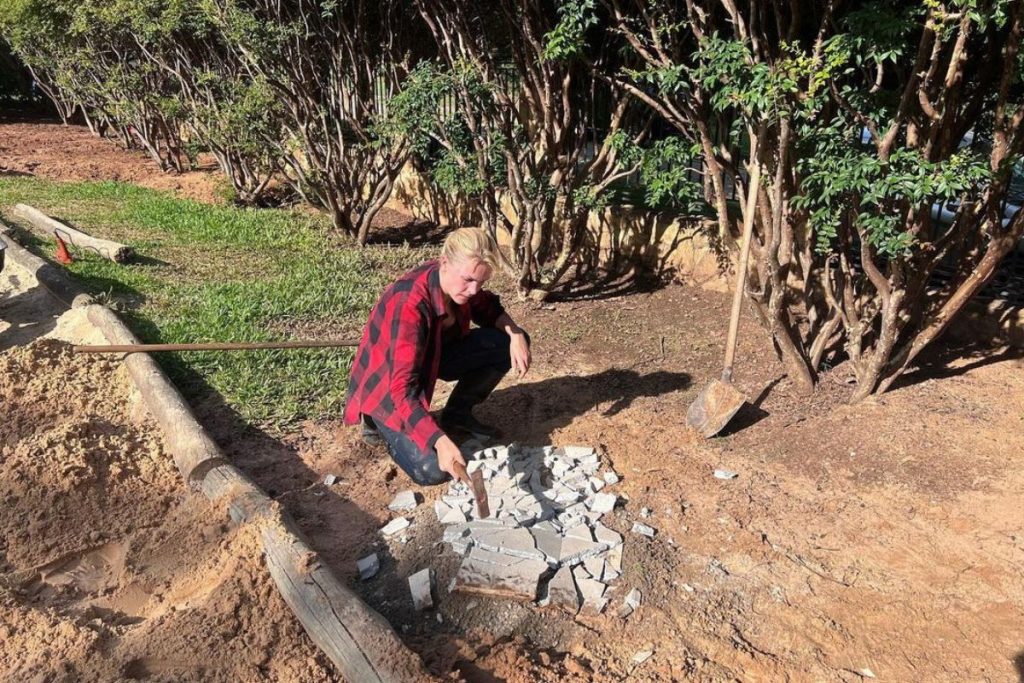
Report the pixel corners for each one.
[3,120,1024,682]
[0,268,335,682]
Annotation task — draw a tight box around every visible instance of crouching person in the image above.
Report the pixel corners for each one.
[343,228,531,486]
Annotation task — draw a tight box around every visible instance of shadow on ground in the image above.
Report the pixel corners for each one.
[0,276,58,350]
[484,367,692,445]
[887,338,1024,393]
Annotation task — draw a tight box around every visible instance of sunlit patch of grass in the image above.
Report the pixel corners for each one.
[0,177,429,427]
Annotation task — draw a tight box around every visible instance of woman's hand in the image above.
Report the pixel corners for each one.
[509,329,531,378]
[435,434,468,481]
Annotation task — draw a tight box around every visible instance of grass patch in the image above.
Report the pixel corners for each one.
[0,177,429,427]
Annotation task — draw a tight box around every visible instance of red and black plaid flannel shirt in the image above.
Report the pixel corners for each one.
[343,259,505,451]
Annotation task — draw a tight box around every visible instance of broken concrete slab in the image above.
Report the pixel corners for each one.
[573,565,608,616]
[604,543,623,580]
[593,522,623,548]
[409,568,434,610]
[582,555,605,580]
[632,522,656,538]
[602,470,620,485]
[472,525,547,562]
[558,535,609,566]
[454,547,549,602]
[544,564,581,614]
[529,525,563,565]
[380,517,410,536]
[450,537,472,555]
[388,489,418,512]
[356,553,379,581]
[589,492,618,514]
[441,507,468,525]
[562,446,597,460]
[434,499,453,522]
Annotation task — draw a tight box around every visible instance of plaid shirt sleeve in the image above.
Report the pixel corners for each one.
[388,292,445,452]
[467,290,505,328]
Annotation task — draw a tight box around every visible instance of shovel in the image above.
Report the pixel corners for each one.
[687,147,763,438]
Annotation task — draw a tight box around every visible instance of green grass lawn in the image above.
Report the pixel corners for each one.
[0,177,429,428]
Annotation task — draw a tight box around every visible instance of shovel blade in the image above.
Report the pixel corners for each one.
[686,379,747,438]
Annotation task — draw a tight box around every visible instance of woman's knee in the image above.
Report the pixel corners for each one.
[406,458,449,487]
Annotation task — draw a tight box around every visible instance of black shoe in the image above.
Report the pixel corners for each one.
[361,428,384,447]
[440,411,500,438]
[360,414,384,446]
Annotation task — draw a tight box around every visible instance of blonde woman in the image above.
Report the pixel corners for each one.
[344,228,531,486]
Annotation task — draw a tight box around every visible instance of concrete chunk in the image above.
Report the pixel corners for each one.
[434,499,453,522]
[559,535,609,566]
[593,522,623,548]
[450,538,472,555]
[380,517,410,536]
[583,555,605,579]
[589,492,618,514]
[388,490,418,512]
[632,522,656,538]
[453,547,548,602]
[441,507,468,525]
[602,470,620,485]
[573,565,608,616]
[409,568,434,610]
[544,565,581,614]
[562,446,596,460]
[472,525,546,562]
[356,553,379,581]
[604,543,623,580]
[529,525,563,564]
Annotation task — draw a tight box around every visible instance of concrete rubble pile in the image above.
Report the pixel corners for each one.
[437,443,627,616]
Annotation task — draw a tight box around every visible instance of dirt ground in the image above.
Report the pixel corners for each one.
[0,264,337,682]
[3,119,1024,682]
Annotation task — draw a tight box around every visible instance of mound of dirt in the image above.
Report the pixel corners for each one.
[0,337,336,681]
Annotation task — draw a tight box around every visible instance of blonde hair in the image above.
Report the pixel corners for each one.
[441,228,498,270]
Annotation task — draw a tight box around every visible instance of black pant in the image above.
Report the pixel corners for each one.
[369,327,527,486]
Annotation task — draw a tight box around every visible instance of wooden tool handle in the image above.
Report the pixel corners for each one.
[722,142,763,383]
[73,340,359,353]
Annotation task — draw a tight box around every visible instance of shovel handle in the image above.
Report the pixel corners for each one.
[722,143,763,383]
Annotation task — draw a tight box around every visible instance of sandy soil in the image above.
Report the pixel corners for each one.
[3,119,1024,682]
[0,262,336,682]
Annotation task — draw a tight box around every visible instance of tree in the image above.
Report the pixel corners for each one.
[124,0,281,202]
[200,0,417,242]
[0,0,191,170]
[410,0,650,294]
[599,0,1024,397]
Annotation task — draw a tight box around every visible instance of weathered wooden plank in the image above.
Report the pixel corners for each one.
[79,302,430,681]
[0,222,94,308]
[262,521,427,683]
[13,203,133,263]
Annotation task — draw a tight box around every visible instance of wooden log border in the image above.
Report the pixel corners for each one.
[1,225,429,683]
[12,203,134,263]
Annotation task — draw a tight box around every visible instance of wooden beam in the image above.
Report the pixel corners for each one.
[0,222,94,308]
[12,203,134,263]
[82,303,432,682]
